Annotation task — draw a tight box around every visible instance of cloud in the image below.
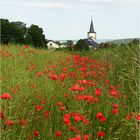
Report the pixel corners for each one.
[1,0,75,10]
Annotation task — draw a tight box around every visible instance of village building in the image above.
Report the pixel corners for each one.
[85,19,99,48]
[47,40,67,49]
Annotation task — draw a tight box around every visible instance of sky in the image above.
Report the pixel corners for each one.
[1,0,140,40]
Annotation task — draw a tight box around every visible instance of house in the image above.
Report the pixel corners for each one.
[85,19,99,48]
[47,40,60,49]
[47,40,67,49]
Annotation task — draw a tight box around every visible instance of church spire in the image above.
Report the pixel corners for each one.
[89,18,95,33]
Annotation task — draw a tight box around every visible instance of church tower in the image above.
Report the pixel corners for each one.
[87,19,96,41]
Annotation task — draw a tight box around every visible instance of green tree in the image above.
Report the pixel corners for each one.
[25,24,46,47]
[1,19,11,44]
[74,39,89,51]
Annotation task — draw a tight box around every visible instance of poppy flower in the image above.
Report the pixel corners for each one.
[31,65,36,70]
[95,88,102,96]
[43,110,49,118]
[55,130,62,137]
[19,119,27,126]
[60,106,66,111]
[0,93,12,99]
[112,109,119,114]
[112,104,119,108]
[5,120,14,126]
[97,130,105,137]
[59,73,66,81]
[0,112,5,120]
[135,115,140,122]
[69,135,81,140]
[71,84,79,91]
[84,134,90,140]
[37,72,42,77]
[41,99,46,104]
[36,105,42,111]
[34,130,39,137]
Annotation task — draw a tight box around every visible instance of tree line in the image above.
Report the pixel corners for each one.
[1,19,47,47]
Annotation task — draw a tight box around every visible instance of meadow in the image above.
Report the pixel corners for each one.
[0,44,139,140]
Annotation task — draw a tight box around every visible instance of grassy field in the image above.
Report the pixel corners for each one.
[0,44,139,140]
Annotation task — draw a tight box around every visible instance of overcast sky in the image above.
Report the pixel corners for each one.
[1,0,140,40]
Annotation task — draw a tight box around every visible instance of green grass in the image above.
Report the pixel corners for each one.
[0,44,139,140]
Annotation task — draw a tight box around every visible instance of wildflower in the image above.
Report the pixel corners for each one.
[125,114,131,121]
[36,105,42,111]
[84,134,90,140]
[37,72,42,77]
[109,89,119,97]
[51,65,56,68]
[95,88,102,96]
[60,106,66,111]
[97,130,105,137]
[69,135,81,140]
[112,104,119,108]
[96,112,103,119]
[0,112,5,120]
[43,110,49,118]
[71,84,79,91]
[96,112,107,122]
[63,67,67,72]
[31,65,36,70]
[49,74,58,80]
[112,109,119,114]
[59,73,66,81]
[57,102,63,107]
[41,99,46,104]
[55,130,62,137]
[70,126,76,132]
[34,130,39,137]
[6,120,14,126]
[19,119,27,126]
[135,115,140,122]
[0,93,12,99]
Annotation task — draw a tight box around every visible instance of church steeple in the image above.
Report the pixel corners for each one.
[87,18,96,41]
[89,19,95,33]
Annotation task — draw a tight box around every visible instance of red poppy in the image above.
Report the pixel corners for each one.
[84,134,90,140]
[97,130,105,137]
[36,105,42,111]
[37,72,42,77]
[95,88,102,96]
[71,84,79,91]
[55,130,62,137]
[6,120,14,126]
[112,109,119,114]
[41,99,46,104]
[135,115,140,122]
[0,93,12,99]
[0,112,5,120]
[57,102,63,107]
[59,73,66,81]
[34,130,39,137]
[60,106,66,111]
[19,119,27,126]
[43,110,49,118]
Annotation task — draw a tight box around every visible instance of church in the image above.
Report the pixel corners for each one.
[85,19,99,48]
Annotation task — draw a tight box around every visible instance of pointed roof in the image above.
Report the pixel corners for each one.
[88,19,95,33]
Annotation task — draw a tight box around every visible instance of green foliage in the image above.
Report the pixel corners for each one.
[1,18,46,47]
[25,25,46,47]
[74,39,89,51]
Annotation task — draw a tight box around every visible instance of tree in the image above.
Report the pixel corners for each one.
[1,19,11,44]
[67,40,74,51]
[74,39,89,51]
[25,24,46,47]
